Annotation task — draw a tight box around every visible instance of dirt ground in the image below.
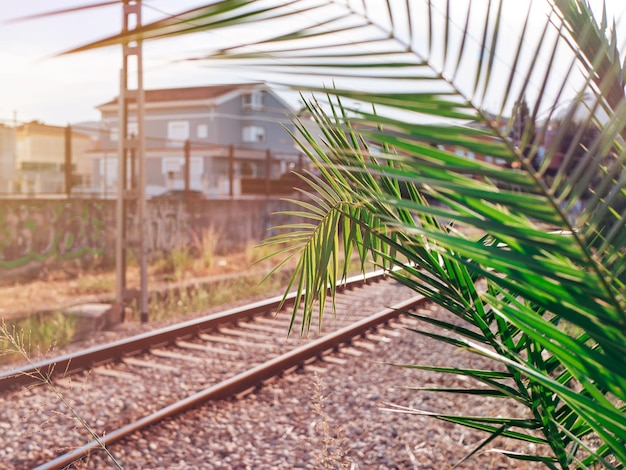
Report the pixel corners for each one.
[0,250,274,321]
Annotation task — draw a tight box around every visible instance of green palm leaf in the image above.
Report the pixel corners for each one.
[61,0,626,466]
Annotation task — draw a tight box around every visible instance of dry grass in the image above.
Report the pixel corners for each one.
[0,229,369,363]
[0,314,77,364]
[0,231,286,321]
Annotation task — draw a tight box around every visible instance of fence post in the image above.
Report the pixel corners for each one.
[130,133,137,190]
[265,149,271,197]
[184,139,191,201]
[229,144,234,198]
[64,124,72,197]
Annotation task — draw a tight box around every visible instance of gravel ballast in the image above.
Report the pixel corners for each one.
[63,303,543,469]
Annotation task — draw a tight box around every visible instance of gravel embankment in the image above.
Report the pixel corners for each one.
[1,286,546,469]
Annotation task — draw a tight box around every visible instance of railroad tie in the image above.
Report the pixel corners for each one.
[321,355,348,365]
[218,327,275,341]
[150,349,206,364]
[92,366,137,381]
[237,322,282,334]
[352,339,377,352]
[122,357,180,372]
[199,333,275,349]
[341,346,364,357]
[175,340,239,356]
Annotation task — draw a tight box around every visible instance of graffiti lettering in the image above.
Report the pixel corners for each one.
[0,200,108,269]
[126,201,191,253]
[0,198,304,277]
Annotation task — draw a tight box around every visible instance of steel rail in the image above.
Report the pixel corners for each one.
[35,294,426,470]
[0,270,387,392]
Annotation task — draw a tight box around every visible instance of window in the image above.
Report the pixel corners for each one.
[196,124,208,139]
[242,125,265,143]
[100,157,117,186]
[162,157,184,174]
[168,121,190,145]
[127,121,138,137]
[243,91,264,110]
[109,122,138,141]
[162,156,204,189]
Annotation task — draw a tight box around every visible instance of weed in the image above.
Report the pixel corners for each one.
[191,227,221,272]
[150,245,193,281]
[126,270,293,322]
[245,240,278,265]
[75,275,115,295]
[150,253,174,277]
[0,322,122,469]
[171,246,192,281]
[309,374,352,469]
[0,312,77,364]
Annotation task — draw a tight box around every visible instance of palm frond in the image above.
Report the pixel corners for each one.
[61,0,626,466]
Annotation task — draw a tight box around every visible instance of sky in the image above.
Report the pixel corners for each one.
[0,0,238,126]
[0,0,625,127]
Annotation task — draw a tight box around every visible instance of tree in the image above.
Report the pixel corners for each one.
[70,1,626,467]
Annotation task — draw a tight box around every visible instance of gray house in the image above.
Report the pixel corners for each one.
[91,83,302,197]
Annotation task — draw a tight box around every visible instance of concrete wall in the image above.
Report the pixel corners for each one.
[0,197,304,280]
[0,198,110,275]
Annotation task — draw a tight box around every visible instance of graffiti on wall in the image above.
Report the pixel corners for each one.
[0,200,108,269]
[0,198,304,274]
[126,201,191,253]
[263,200,302,239]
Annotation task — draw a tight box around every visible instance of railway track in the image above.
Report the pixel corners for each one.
[0,271,426,469]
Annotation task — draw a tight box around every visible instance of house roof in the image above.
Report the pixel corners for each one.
[97,83,263,108]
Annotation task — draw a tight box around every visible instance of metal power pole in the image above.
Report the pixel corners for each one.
[116,0,148,322]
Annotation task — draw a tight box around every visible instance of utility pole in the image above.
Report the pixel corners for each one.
[116,0,148,322]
